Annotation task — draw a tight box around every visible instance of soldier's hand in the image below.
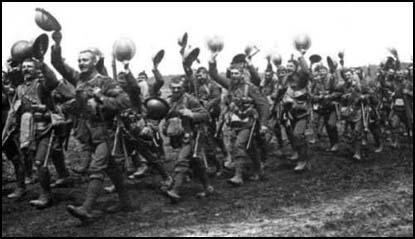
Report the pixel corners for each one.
[210,52,219,63]
[179,108,194,118]
[260,125,268,135]
[140,126,152,137]
[122,60,130,72]
[153,61,159,70]
[52,31,62,45]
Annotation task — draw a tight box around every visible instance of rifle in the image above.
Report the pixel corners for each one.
[361,100,369,132]
[246,118,257,150]
[43,129,55,168]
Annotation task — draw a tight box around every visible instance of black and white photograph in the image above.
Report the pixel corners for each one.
[2,2,413,237]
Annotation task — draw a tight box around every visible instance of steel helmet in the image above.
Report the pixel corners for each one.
[294,34,311,51]
[35,8,61,32]
[113,38,136,62]
[10,40,32,61]
[207,36,224,53]
[144,97,170,120]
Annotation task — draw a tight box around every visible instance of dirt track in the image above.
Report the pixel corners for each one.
[2,136,413,237]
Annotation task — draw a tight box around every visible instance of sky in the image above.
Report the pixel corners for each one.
[2,2,413,77]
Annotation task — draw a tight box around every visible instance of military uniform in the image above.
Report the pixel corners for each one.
[280,56,312,171]
[389,73,413,147]
[52,45,131,219]
[117,70,171,186]
[209,61,270,185]
[163,90,212,201]
[14,60,68,208]
[310,70,342,151]
[2,78,26,199]
[183,64,223,175]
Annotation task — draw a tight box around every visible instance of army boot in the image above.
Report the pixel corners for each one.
[227,162,243,186]
[106,168,131,213]
[166,172,185,202]
[29,167,52,209]
[67,179,102,221]
[7,187,26,199]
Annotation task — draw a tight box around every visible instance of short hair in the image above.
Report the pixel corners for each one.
[79,50,97,62]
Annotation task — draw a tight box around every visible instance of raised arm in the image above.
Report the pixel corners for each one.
[50,31,79,87]
[208,53,230,90]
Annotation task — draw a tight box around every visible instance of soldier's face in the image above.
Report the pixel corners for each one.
[344,71,353,81]
[21,60,36,80]
[278,69,287,79]
[170,81,185,99]
[78,52,96,74]
[319,68,328,78]
[196,71,208,84]
[265,72,273,81]
[230,69,243,84]
[286,62,296,73]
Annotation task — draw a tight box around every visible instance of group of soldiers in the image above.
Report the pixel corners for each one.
[2,28,413,223]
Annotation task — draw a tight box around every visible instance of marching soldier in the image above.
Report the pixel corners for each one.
[162,75,214,202]
[280,51,312,171]
[113,60,173,189]
[310,65,342,152]
[182,59,224,176]
[12,55,70,209]
[209,51,270,186]
[51,31,132,220]
[2,64,27,199]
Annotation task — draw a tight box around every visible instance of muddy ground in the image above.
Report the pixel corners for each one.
[2,134,413,237]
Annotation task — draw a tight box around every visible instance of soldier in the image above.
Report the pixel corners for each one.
[2,64,27,199]
[182,58,224,176]
[310,65,342,152]
[110,60,173,190]
[162,76,214,202]
[279,51,312,172]
[389,69,413,148]
[51,31,131,220]
[338,68,370,160]
[209,51,270,186]
[12,55,70,209]
[269,65,288,148]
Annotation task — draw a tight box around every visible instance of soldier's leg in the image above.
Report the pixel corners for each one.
[139,146,172,189]
[105,156,131,213]
[247,135,263,181]
[273,122,284,147]
[292,118,310,172]
[5,139,26,199]
[228,128,250,186]
[50,135,71,188]
[389,113,401,148]
[29,136,53,209]
[369,117,383,152]
[205,125,223,176]
[166,143,192,201]
[23,150,35,184]
[222,124,233,169]
[351,121,363,160]
[326,111,339,151]
[72,143,92,175]
[67,142,108,220]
